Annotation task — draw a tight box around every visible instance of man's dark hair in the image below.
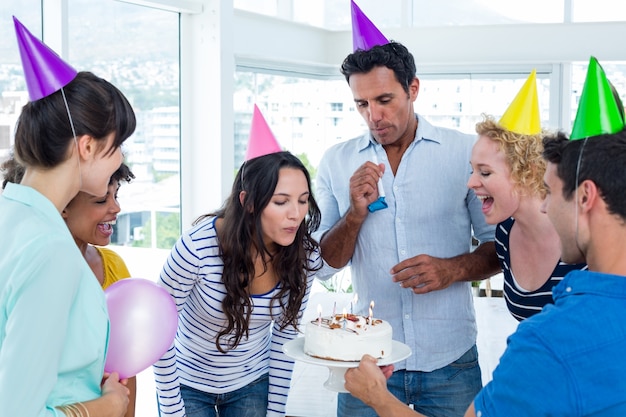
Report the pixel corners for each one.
[340,41,416,94]
[543,129,626,220]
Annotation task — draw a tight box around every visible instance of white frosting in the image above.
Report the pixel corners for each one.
[304,314,392,361]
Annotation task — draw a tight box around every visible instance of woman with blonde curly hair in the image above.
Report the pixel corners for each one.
[468,115,586,321]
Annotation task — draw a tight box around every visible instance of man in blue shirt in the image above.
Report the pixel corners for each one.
[473,130,626,416]
[314,41,500,417]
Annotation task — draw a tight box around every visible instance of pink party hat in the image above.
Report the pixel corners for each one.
[351,0,389,51]
[245,104,281,161]
[13,16,77,101]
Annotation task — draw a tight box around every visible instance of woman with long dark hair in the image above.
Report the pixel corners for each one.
[155,151,325,417]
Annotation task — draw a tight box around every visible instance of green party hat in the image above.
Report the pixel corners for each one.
[570,56,625,140]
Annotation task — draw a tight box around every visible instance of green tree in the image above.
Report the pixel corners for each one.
[296,152,317,194]
[131,211,181,249]
[157,212,181,249]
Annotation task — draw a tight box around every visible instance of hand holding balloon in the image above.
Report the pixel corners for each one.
[104,278,177,379]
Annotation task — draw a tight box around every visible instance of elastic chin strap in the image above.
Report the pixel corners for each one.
[240,160,247,192]
[61,87,81,189]
[574,137,589,257]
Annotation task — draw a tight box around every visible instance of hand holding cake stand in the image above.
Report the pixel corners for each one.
[282,338,412,393]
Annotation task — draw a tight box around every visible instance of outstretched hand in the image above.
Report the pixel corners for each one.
[345,356,432,417]
[344,355,395,407]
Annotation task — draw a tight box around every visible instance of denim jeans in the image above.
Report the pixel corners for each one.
[338,345,482,417]
[180,374,269,417]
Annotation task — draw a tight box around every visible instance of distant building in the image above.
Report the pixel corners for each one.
[0,90,28,164]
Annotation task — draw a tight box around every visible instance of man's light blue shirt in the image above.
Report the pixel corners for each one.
[0,183,109,416]
[315,115,495,372]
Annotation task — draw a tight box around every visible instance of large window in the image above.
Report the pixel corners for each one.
[1,2,181,279]
[234,71,552,179]
[417,74,552,133]
[234,0,566,28]
[572,0,626,22]
[0,2,40,164]
[413,0,565,26]
[234,0,626,27]
[234,61,626,175]
[68,0,181,280]
[234,73,364,169]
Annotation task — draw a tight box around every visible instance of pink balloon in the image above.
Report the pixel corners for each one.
[104,278,177,379]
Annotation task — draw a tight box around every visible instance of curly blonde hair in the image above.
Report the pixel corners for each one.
[475,115,547,199]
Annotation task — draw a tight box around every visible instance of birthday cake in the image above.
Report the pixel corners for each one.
[304,313,393,361]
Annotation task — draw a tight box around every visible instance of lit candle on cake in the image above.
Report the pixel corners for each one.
[342,307,347,329]
[332,301,336,317]
[369,300,375,325]
[317,304,322,326]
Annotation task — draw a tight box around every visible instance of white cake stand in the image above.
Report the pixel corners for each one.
[282,338,412,393]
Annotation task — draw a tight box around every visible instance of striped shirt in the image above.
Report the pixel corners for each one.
[496,217,587,321]
[154,216,322,417]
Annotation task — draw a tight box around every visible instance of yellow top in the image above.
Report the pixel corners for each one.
[95,246,131,290]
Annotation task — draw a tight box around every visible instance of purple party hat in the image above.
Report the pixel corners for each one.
[13,16,77,101]
[351,0,389,51]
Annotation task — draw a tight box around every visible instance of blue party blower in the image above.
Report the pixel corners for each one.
[368,151,388,213]
[368,177,387,212]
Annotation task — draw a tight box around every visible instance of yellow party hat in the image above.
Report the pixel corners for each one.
[498,70,541,135]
